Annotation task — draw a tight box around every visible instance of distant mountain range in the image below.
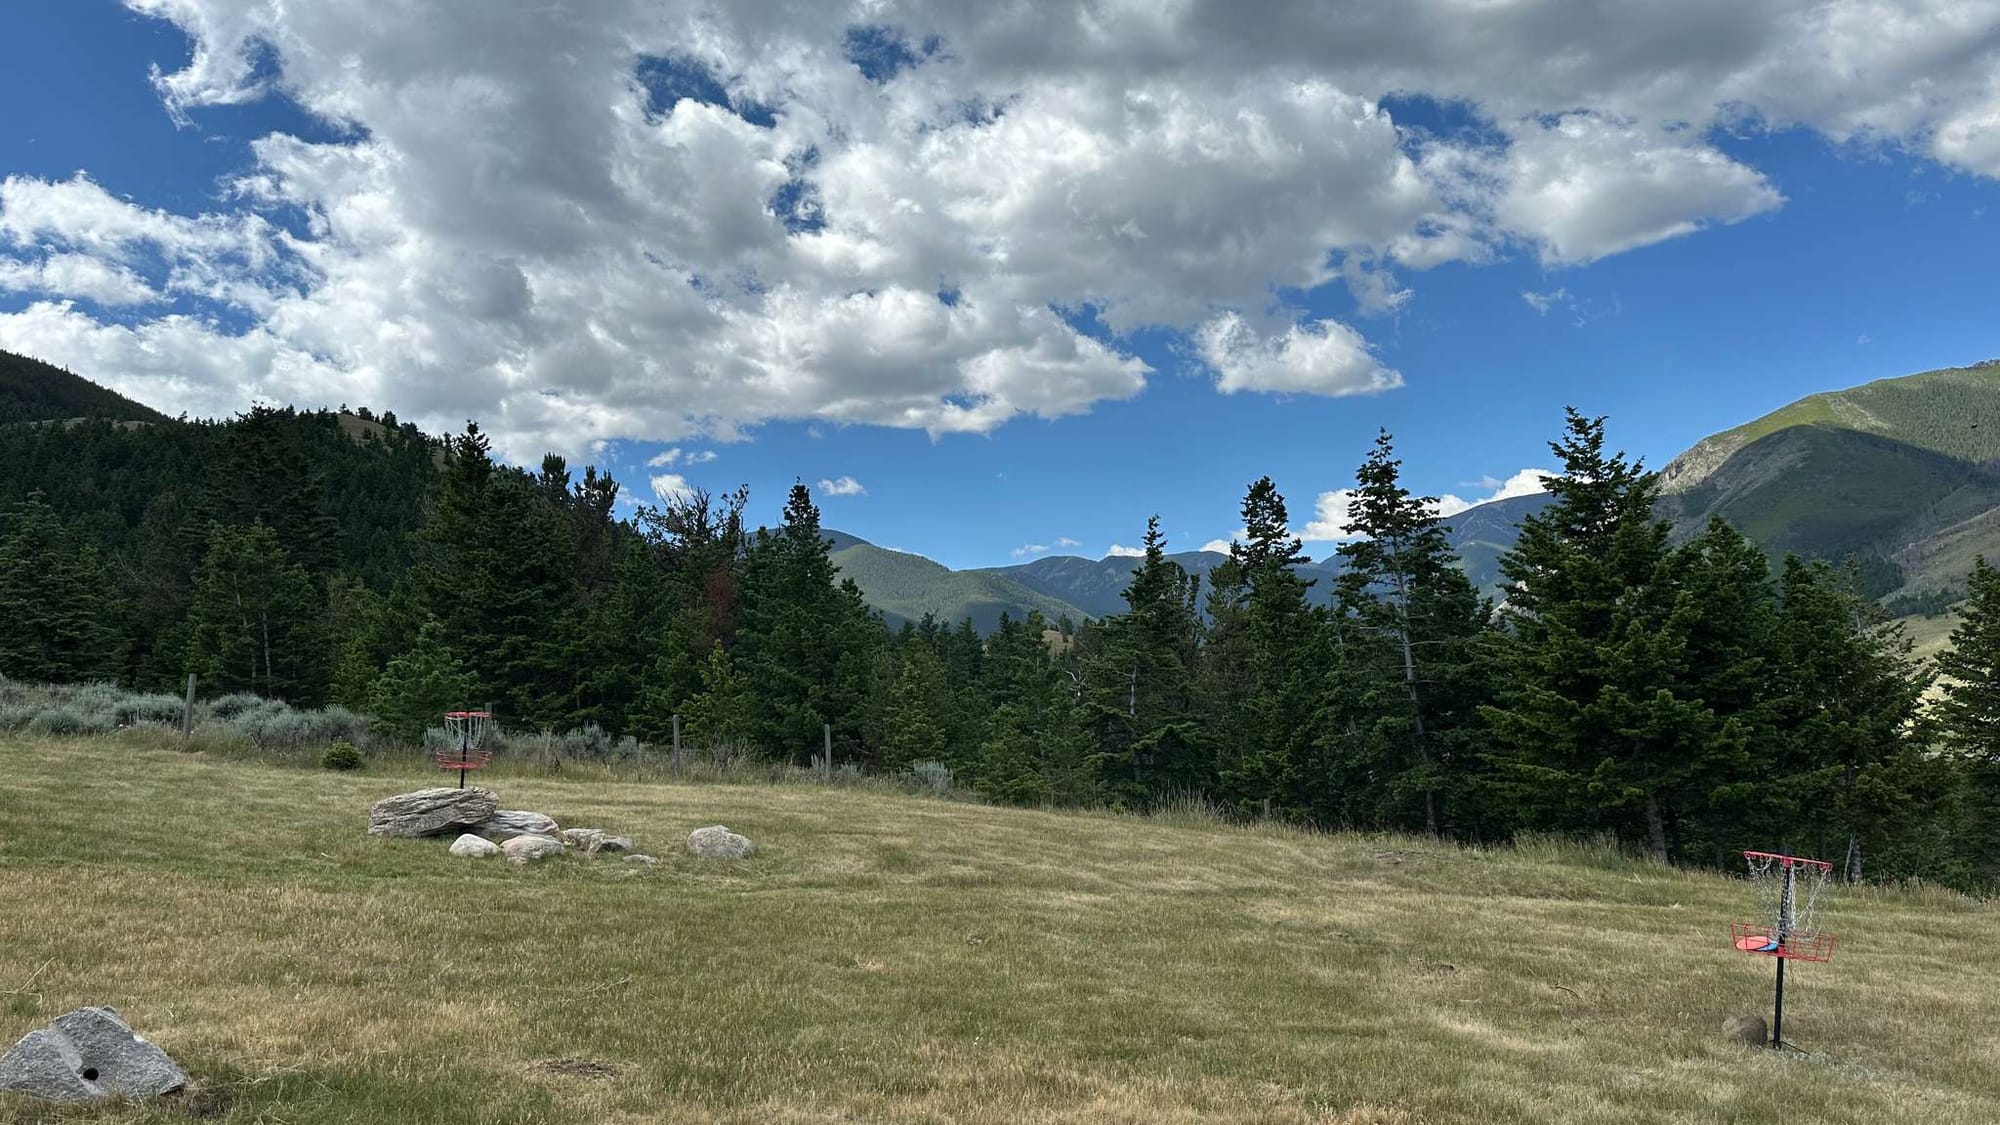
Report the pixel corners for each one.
[826,492,1554,631]
[828,358,2000,631]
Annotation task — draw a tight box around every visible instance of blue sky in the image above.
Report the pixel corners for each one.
[2,1,1997,567]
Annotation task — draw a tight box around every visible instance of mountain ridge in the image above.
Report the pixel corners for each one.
[0,350,171,427]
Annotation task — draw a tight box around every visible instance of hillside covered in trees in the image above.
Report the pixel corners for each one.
[2,355,1998,892]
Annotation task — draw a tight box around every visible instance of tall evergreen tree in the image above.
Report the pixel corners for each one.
[1481,410,1687,860]
[882,642,952,771]
[405,424,576,727]
[1770,557,1934,881]
[183,522,328,703]
[1209,479,1319,814]
[1931,556,2000,880]
[0,497,124,683]
[1333,432,1492,834]
[1081,518,1210,804]
[734,484,882,761]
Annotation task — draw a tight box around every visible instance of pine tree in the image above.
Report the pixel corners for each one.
[734,484,882,760]
[1333,431,1491,834]
[882,642,952,771]
[183,522,328,703]
[370,619,480,743]
[1930,556,2000,878]
[405,424,577,727]
[1080,518,1210,804]
[681,643,755,750]
[1219,479,1319,814]
[1481,410,1688,860]
[0,497,124,683]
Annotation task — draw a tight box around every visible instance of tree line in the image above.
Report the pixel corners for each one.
[1,404,1996,890]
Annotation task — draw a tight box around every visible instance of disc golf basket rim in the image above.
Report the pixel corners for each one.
[436,710,494,786]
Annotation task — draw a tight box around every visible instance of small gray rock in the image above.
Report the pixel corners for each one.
[687,825,755,860]
[367,787,499,838]
[476,810,560,842]
[0,1007,187,1103]
[449,834,501,858]
[503,834,565,864]
[624,854,656,866]
[561,828,635,855]
[1722,1013,1768,1046]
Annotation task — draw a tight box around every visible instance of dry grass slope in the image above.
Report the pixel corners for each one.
[0,737,1994,1124]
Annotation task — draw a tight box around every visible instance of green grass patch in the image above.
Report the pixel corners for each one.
[0,737,1994,1123]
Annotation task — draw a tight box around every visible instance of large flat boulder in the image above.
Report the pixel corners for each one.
[0,1007,187,1103]
[367,787,498,838]
[476,810,560,842]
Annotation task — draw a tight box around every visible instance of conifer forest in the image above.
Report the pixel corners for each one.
[3,401,1996,893]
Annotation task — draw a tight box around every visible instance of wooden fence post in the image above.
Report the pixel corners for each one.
[180,673,197,738]
[823,723,833,782]
[671,714,682,778]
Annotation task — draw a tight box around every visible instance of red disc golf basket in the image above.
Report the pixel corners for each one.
[1730,850,1837,1048]
[437,710,493,789]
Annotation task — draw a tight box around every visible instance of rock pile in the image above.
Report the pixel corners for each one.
[0,1008,187,1103]
[366,788,755,868]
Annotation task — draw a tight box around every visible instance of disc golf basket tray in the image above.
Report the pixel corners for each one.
[437,710,493,788]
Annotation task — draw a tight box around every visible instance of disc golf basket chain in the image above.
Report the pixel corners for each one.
[1730,850,1837,1049]
[437,710,493,788]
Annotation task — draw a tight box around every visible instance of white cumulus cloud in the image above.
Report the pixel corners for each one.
[649,473,694,504]
[0,0,1990,456]
[1434,468,1555,518]
[1105,544,1146,558]
[816,475,866,497]
[1300,490,1363,543]
[1196,312,1402,397]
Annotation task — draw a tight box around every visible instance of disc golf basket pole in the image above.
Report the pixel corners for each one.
[438,710,494,788]
[1730,849,1837,1049]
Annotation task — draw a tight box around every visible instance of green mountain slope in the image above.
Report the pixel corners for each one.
[826,535,1093,632]
[0,350,170,426]
[1659,358,2000,601]
[1662,358,2000,493]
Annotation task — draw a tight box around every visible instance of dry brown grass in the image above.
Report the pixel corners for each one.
[0,736,1994,1123]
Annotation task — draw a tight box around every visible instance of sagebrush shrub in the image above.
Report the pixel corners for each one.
[206,693,265,719]
[908,760,954,796]
[27,706,109,737]
[114,693,186,726]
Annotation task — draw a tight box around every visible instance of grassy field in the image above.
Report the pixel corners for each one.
[0,737,1995,1124]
